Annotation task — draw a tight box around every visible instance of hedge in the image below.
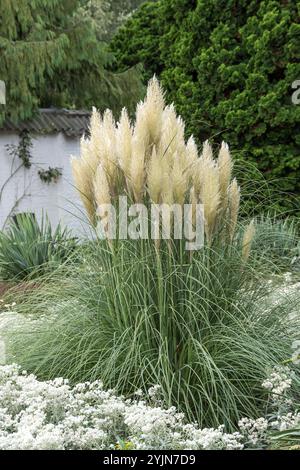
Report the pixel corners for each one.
[111,0,300,212]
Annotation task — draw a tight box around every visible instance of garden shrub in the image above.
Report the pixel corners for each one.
[110,0,300,212]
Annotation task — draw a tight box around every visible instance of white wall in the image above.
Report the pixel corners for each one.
[0,131,90,237]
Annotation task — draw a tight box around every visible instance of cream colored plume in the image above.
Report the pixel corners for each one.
[242,219,255,262]
[228,178,240,241]
[93,164,113,244]
[100,109,118,185]
[158,104,184,163]
[192,140,214,197]
[94,164,111,208]
[202,140,213,162]
[143,75,165,146]
[218,141,233,206]
[131,76,165,163]
[161,176,174,205]
[175,115,186,156]
[171,155,189,205]
[147,147,163,203]
[72,76,242,249]
[189,186,198,228]
[133,101,149,154]
[80,136,98,176]
[130,136,145,202]
[186,136,198,168]
[116,107,132,182]
[71,157,95,224]
[88,107,102,169]
[198,158,220,244]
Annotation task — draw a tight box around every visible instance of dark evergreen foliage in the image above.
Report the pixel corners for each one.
[0,0,143,124]
[111,0,300,210]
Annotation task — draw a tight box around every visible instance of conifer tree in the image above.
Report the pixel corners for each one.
[0,0,142,124]
[83,1,148,40]
[111,0,300,210]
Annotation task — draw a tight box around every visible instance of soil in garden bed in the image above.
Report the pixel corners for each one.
[0,281,40,301]
[0,282,13,298]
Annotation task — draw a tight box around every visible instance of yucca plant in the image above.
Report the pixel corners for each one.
[5,79,300,430]
[0,213,76,280]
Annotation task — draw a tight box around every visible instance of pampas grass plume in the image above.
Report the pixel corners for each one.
[228,178,240,241]
[71,157,95,224]
[147,147,163,203]
[73,76,243,248]
[94,164,111,208]
[242,219,255,262]
[218,141,233,206]
[199,160,220,244]
[116,108,132,183]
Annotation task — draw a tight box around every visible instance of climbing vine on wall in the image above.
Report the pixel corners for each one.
[38,167,62,184]
[5,131,62,183]
[0,131,63,228]
[5,130,33,168]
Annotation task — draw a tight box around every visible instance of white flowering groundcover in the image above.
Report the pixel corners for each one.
[0,364,299,450]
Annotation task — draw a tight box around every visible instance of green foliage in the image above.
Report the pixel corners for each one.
[5,131,33,169]
[270,426,300,450]
[0,213,76,280]
[89,1,149,40]
[112,1,161,74]
[111,0,300,211]
[0,0,143,124]
[38,167,62,184]
[6,234,300,429]
[250,215,300,271]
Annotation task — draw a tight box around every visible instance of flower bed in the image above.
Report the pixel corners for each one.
[0,364,299,450]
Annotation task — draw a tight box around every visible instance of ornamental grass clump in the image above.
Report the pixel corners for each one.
[5,79,300,430]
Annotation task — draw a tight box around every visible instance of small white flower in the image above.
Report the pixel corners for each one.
[262,365,295,407]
